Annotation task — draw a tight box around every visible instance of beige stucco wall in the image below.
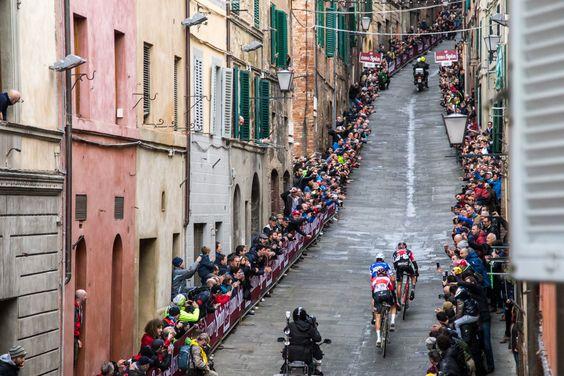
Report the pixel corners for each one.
[135,148,185,311]
[136,0,187,132]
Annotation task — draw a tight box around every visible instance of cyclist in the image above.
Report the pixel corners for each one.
[392,242,419,305]
[371,268,397,347]
[370,253,392,278]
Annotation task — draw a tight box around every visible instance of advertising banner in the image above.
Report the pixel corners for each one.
[359,52,383,65]
[434,49,459,63]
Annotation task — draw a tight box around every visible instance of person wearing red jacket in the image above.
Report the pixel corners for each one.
[74,289,87,367]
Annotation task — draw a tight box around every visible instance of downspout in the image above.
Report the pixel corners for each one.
[301,1,309,155]
[313,0,319,149]
[64,0,73,285]
[62,0,72,372]
[184,0,191,227]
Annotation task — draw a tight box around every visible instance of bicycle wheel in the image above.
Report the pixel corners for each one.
[402,276,410,321]
[382,307,389,358]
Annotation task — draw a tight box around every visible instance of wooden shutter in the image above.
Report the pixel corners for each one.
[254,0,260,28]
[259,79,270,139]
[275,10,288,67]
[338,14,345,60]
[210,65,218,135]
[254,76,261,140]
[365,0,372,17]
[233,66,239,138]
[270,4,277,62]
[316,0,325,46]
[114,196,124,220]
[75,194,87,221]
[239,70,250,140]
[222,68,233,138]
[193,56,204,132]
[143,43,151,118]
[511,0,564,281]
[174,56,180,129]
[231,0,240,14]
[325,5,336,57]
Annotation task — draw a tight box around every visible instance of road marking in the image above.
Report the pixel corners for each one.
[406,97,416,218]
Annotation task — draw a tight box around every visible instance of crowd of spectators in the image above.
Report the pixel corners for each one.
[424,37,517,376]
[96,40,383,376]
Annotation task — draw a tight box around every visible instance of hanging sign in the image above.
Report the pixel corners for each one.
[434,49,459,63]
[359,52,383,65]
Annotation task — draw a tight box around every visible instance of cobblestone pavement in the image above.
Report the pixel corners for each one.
[213,40,516,376]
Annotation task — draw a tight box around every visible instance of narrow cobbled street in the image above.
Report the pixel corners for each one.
[213,40,514,375]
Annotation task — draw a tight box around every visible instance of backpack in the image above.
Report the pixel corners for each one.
[177,344,193,370]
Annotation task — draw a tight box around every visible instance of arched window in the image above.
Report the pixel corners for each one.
[232,185,243,246]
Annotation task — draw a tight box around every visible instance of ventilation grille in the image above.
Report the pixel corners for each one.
[75,194,87,221]
[114,196,124,220]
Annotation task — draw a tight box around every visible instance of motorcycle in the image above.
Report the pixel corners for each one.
[276,311,332,376]
[414,67,426,92]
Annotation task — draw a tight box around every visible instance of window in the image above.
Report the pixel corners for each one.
[143,43,152,119]
[275,10,288,67]
[174,56,181,129]
[231,0,240,14]
[161,191,166,212]
[193,56,204,132]
[325,5,336,57]
[73,14,90,118]
[316,0,325,47]
[75,194,87,221]
[210,65,222,135]
[114,31,126,124]
[232,66,239,138]
[222,68,234,138]
[254,0,260,28]
[511,0,564,281]
[238,70,250,140]
[114,196,124,219]
[270,5,278,61]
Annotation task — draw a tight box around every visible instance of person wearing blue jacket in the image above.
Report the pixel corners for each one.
[460,247,490,288]
[197,246,215,284]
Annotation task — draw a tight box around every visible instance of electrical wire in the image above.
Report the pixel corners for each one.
[292,0,463,15]
[314,24,481,36]
[72,135,187,154]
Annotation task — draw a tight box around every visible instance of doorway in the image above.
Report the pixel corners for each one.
[138,238,157,339]
[233,185,242,246]
[270,169,280,214]
[251,174,260,239]
[110,235,123,360]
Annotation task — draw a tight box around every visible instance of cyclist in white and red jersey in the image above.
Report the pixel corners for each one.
[392,242,419,303]
[371,269,397,346]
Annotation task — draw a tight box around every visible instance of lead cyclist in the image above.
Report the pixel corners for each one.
[392,242,419,306]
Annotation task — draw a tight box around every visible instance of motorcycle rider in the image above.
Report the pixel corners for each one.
[413,56,429,88]
[285,307,324,375]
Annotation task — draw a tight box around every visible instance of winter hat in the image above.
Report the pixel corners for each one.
[425,337,436,350]
[172,257,183,267]
[168,306,180,316]
[9,345,26,358]
[173,294,187,307]
[151,339,164,350]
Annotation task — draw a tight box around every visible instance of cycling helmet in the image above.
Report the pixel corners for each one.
[417,57,422,63]
[421,56,426,63]
[376,252,385,261]
[293,306,308,322]
[397,242,407,250]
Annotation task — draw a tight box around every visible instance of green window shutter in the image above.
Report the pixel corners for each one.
[365,0,372,16]
[232,0,240,14]
[254,0,260,28]
[338,14,344,60]
[325,5,336,57]
[239,70,250,141]
[259,79,270,139]
[270,4,277,63]
[316,0,325,46]
[233,66,239,138]
[254,76,261,139]
[275,10,288,67]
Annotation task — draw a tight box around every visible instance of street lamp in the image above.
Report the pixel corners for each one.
[361,16,372,32]
[484,34,501,53]
[182,12,208,27]
[276,69,294,92]
[442,113,467,147]
[49,54,86,72]
[242,40,263,52]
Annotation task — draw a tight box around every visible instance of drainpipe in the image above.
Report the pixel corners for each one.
[63,0,73,285]
[184,0,191,228]
[62,0,72,372]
